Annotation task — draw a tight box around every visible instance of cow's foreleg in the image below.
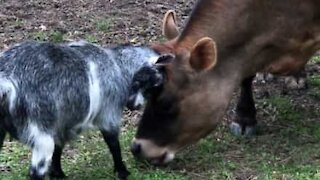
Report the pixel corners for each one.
[230,76,257,137]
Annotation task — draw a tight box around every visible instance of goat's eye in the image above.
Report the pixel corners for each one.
[133,81,140,88]
[144,84,163,98]
[130,81,141,94]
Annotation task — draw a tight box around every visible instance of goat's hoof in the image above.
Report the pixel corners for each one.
[29,173,45,180]
[117,169,130,180]
[29,168,46,180]
[49,169,66,179]
[230,122,256,137]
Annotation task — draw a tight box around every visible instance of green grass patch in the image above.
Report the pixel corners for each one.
[264,95,320,139]
[95,19,112,32]
[32,31,49,42]
[257,164,320,180]
[1,96,319,179]
[309,89,320,100]
[49,31,65,43]
[267,96,302,122]
[307,75,320,99]
[31,31,65,43]
[310,55,320,64]
[14,19,25,28]
[312,127,320,140]
[0,129,186,180]
[85,35,98,43]
[308,75,320,87]
[1,123,320,179]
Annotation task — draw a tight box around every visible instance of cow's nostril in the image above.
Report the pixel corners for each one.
[130,142,141,156]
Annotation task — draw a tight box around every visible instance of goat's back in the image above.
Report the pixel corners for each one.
[0,41,93,140]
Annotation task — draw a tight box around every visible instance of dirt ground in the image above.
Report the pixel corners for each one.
[1,0,320,179]
[0,0,195,46]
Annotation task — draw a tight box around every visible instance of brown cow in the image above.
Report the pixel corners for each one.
[129,0,320,164]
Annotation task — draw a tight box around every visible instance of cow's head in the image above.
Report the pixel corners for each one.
[130,11,221,165]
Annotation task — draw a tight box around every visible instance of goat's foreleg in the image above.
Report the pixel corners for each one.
[49,144,66,178]
[28,129,55,180]
[100,129,130,180]
[0,127,5,151]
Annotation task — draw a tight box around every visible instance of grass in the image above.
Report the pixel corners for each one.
[308,75,320,99]
[49,31,65,43]
[310,55,320,64]
[14,19,25,28]
[1,94,319,180]
[32,31,49,42]
[95,19,112,32]
[31,19,108,43]
[267,96,303,122]
[308,75,320,87]
[31,31,65,43]
[0,129,186,180]
[85,35,98,43]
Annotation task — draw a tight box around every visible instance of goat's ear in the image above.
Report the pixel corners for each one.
[162,10,179,40]
[189,37,218,72]
[155,54,175,66]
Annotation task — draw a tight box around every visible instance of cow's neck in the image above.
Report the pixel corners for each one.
[177,0,248,49]
[188,58,243,127]
[209,55,244,99]
[176,0,253,78]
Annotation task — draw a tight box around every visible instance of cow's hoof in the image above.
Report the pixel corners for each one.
[255,73,275,84]
[284,76,307,90]
[230,122,256,137]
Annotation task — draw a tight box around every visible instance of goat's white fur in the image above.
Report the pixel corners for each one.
[80,61,102,129]
[134,91,145,108]
[67,40,88,47]
[0,76,17,114]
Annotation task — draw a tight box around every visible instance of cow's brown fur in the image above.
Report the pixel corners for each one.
[132,0,320,163]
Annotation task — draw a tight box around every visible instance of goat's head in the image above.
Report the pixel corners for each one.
[127,54,174,110]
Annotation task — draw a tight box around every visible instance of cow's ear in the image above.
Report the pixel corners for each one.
[189,37,217,72]
[162,10,179,40]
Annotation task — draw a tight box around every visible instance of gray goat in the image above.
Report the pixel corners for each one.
[0,40,165,180]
